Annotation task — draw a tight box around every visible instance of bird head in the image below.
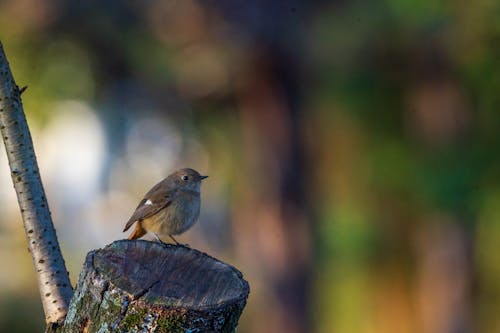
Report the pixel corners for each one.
[170,168,208,192]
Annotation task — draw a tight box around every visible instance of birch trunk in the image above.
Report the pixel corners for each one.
[0,41,73,326]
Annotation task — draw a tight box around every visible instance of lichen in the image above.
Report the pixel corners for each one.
[96,322,109,333]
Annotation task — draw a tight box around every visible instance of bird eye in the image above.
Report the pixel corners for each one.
[182,175,189,181]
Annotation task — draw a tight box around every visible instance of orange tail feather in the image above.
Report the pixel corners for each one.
[127,222,147,240]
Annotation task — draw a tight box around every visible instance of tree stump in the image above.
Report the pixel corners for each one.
[61,240,249,333]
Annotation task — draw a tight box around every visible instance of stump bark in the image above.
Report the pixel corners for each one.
[61,240,249,333]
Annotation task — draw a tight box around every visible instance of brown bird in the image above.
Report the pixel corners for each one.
[123,168,208,244]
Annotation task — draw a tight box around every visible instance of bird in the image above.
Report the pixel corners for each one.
[123,168,208,244]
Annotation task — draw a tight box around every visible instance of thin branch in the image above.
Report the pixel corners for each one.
[0,41,73,325]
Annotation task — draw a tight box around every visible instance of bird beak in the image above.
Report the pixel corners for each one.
[200,175,208,180]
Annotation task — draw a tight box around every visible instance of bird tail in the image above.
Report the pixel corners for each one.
[127,222,147,240]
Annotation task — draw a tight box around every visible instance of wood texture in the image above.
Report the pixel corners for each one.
[62,240,249,333]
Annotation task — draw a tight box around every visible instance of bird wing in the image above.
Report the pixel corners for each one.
[123,187,175,232]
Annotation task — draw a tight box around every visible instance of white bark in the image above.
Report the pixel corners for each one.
[0,41,73,325]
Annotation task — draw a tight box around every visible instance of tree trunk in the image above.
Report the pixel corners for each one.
[58,240,249,333]
[0,41,73,326]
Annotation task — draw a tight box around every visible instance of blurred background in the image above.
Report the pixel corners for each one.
[0,0,499,332]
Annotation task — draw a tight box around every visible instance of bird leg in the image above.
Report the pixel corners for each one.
[152,233,189,247]
[153,233,168,246]
[168,234,179,244]
[169,235,189,247]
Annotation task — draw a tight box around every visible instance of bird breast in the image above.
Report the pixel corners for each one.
[143,190,201,236]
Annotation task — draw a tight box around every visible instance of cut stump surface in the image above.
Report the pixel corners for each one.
[62,240,249,333]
